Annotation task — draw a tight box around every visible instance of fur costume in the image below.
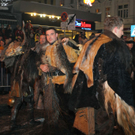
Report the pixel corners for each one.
[41,40,78,93]
[2,22,41,129]
[40,40,78,134]
[8,49,40,129]
[69,30,134,135]
[66,39,83,56]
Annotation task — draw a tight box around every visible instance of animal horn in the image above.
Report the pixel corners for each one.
[21,21,26,46]
[22,21,25,28]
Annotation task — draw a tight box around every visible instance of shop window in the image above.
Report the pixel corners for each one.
[118,4,128,18]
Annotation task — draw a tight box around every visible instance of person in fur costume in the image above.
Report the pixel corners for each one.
[68,16,135,135]
[1,22,41,129]
[39,27,78,134]
[33,34,48,110]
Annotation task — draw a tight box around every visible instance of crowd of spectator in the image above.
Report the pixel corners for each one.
[0,22,46,52]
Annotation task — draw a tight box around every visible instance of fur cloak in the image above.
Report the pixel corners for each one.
[69,30,134,135]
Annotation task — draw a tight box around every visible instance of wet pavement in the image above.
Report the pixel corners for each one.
[0,92,45,135]
[0,91,81,135]
[0,91,124,135]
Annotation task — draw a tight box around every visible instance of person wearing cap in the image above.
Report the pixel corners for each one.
[125,37,135,79]
[126,37,135,106]
[126,37,134,50]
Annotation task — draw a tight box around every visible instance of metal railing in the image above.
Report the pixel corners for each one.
[0,61,11,92]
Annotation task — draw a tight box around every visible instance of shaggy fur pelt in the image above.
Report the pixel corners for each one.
[41,41,73,94]
[67,39,79,50]
[93,34,133,106]
[55,42,73,93]
[97,58,135,135]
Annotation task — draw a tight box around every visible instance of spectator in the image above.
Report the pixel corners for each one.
[13,24,19,38]
[126,37,134,50]
[74,34,84,44]
[0,34,3,41]
[0,39,4,57]
[15,26,23,39]
[89,32,95,40]
[74,34,80,44]
[0,24,5,38]
[126,37,135,105]
[5,24,12,39]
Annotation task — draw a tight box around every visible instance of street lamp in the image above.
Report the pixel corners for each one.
[83,0,95,4]
[78,0,95,8]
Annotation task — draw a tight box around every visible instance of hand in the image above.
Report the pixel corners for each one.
[40,64,49,72]
[61,38,69,44]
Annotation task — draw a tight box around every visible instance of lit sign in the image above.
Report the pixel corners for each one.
[1,0,12,6]
[75,20,91,30]
[83,0,95,6]
[131,25,135,37]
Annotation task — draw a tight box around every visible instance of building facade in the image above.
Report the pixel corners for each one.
[9,0,100,39]
[89,0,135,37]
[24,0,135,37]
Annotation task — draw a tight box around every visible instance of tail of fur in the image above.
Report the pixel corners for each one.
[56,41,73,94]
[103,80,135,135]
[43,75,59,124]
[98,58,135,135]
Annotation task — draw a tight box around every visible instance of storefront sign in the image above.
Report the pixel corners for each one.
[75,20,92,30]
[131,25,135,37]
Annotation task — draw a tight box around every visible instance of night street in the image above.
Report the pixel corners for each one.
[0,91,45,135]
[0,90,81,135]
[0,91,125,135]
[0,0,134,135]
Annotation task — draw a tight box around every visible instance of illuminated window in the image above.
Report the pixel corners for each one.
[95,9,100,13]
[105,7,110,17]
[60,0,64,6]
[118,4,128,18]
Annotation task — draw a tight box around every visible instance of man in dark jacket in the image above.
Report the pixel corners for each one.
[69,16,134,135]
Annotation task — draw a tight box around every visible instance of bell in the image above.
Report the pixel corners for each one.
[8,97,15,107]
